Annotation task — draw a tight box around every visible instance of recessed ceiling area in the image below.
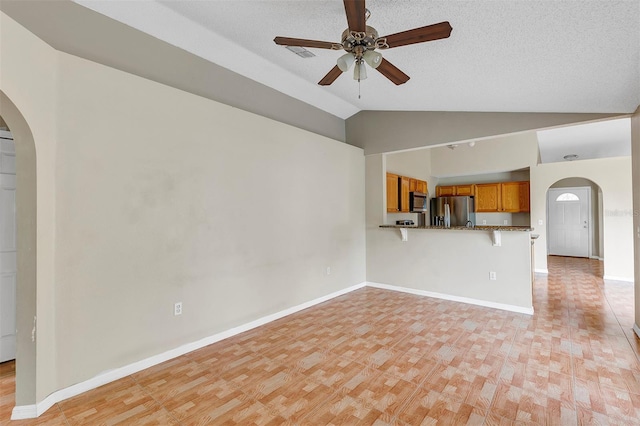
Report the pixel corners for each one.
[73,0,640,119]
[537,118,632,164]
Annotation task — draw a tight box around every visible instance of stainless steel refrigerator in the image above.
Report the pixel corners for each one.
[431,196,476,227]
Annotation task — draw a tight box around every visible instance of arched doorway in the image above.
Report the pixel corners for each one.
[0,91,37,410]
[546,177,603,259]
[0,121,16,363]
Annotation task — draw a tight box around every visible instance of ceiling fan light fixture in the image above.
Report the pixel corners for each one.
[363,50,382,68]
[353,60,367,81]
[337,53,356,72]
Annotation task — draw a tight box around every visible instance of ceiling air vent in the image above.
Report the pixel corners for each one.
[285,46,316,58]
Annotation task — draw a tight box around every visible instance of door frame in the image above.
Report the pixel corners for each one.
[546,186,593,258]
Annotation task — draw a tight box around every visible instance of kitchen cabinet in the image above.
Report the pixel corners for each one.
[436,184,475,197]
[436,186,455,197]
[400,176,411,212]
[387,173,428,213]
[386,173,400,212]
[475,181,530,212]
[475,183,501,212]
[454,184,475,196]
[501,181,530,212]
[415,180,428,193]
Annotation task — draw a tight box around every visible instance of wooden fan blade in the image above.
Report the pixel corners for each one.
[343,0,366,33]
[318,65,343,86]
[376,58,410,85]
[381,21,452,49]
[274,36,341,50]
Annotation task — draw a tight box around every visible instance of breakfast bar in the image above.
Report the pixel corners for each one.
[367,224,535,314]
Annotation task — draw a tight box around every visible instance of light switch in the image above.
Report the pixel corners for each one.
[538,219,543,225]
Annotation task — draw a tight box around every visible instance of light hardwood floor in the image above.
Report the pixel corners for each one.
[1,256,639,425]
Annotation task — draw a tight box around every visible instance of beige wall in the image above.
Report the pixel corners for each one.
[631,106,640,333]
[1,12,59,403]
[347,111,623,154]
[367,228,533,310]
[431,133,539,177]
[2,12,365,404]
[531,157,633,280]
[0,93,38,406]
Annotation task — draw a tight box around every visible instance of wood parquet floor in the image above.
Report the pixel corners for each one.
[1,256,639,425]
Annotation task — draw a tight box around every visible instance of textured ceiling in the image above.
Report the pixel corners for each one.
[537,118,631,163]
[75,0,640,120]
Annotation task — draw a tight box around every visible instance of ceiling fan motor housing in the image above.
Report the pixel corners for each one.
[341,26,384,58]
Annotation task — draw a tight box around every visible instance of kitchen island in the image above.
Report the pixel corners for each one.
[367,224,534,314]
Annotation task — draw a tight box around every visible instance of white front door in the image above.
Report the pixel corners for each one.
[0,135,16,363]
[547,187,590,258]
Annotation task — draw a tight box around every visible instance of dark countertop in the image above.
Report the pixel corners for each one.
[379,225,534,232]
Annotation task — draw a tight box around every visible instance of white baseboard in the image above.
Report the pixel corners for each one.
[10,405,37,420]
[634,324,640,340]
[12,282,367,420]
[589,256,604,261]
[366,282,534,315]
[534,269,549,274]
[603,275,634,283]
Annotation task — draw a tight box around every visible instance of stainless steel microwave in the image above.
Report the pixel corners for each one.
[409,192,428,212]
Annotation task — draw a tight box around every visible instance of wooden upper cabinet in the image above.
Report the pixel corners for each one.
[501,181,530,212]
[386,173,400,212]
[475,183,501,212]
[474,181,530,212]
[454,184,475,197]
[436,184,474,197]
[387,173,428,213]
[436,186,456,197]
[400,176,411,212]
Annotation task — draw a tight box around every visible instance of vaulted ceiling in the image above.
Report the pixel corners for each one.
[74,0,640,119]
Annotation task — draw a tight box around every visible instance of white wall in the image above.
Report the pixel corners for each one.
[1,12,366,404]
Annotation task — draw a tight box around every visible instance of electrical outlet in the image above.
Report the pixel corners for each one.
[482,220,487,225]
[489,271,497,280]
[503,220,508,225]
[326,266,331,275]
[538,219,543,225]
[174,302,182,316]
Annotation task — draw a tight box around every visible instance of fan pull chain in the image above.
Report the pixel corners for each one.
[358,79,361,99]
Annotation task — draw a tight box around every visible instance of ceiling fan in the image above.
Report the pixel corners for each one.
[274,0,452,86]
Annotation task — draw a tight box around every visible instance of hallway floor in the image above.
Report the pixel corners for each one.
[1,256,639,425]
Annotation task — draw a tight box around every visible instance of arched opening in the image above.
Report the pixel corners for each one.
[546,177,603,260]
[0,91,37,410]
